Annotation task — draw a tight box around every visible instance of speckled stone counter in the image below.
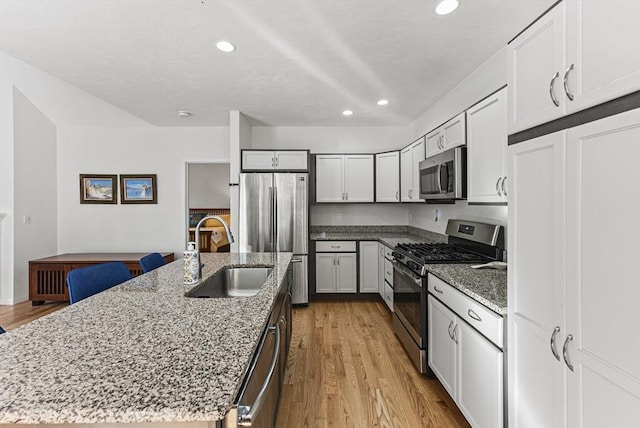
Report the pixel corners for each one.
[310,226,506,315]
[0,252,292,424]
[425,264,507,315]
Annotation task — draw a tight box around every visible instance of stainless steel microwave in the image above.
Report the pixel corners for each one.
[418,147,466,200]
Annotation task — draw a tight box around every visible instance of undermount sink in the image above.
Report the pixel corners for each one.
[186,267,273,298]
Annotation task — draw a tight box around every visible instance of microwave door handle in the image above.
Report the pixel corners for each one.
[436,164,443,193]
[440,163,449,193]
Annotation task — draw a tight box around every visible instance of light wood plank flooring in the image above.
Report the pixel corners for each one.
[0,299,468,427]
[277,301,469,428]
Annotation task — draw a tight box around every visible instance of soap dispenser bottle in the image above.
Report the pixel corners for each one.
[183,241,200,285]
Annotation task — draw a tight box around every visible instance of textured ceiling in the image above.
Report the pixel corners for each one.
[0,0,553,126]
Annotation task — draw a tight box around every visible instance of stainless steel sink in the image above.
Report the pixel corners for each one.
[186,267,272,298]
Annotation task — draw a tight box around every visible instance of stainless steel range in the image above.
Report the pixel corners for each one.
[391,219,504,374]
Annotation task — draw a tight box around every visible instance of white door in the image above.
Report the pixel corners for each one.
[442,112,466,150]
[428,295,457,399]
[411,139,425,201]
[457,320,504,428]
[315,253,336,293]
[376,151,400,202]
[508,2,566,133]
[344,155,374,202]
[566,0,640,114]
[400,147,413,201]
[335,253,357,293]
[467,88,508,203]
[315,155,344,202]
[274,151,307,170]
[359,242,379,293]
[242,150,274,170]
[426,129,442,156]
[565,108,640,427]
[508,131,567,428]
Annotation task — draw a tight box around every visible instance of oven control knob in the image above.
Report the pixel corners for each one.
[391,251,404,260]
[407,260,420,271]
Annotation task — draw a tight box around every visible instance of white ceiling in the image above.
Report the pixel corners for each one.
[0,0,553,127]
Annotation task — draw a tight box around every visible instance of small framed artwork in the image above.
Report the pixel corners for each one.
[79,174,118,204]
[120,174,157,204]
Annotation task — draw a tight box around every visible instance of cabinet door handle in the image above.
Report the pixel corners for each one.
[562,334,574,371]
[563,63,575,101]
[408,189,412,198]
[453,324,459,344]
[433,285,443,294]
[496,177,503,197]
[330,245,340,249]
[550,326,561,361]
[345,192,348,200]
[275,156,279,167]
[467,309,482,322]
[395,190,399,201]
[501,177,508,197]
[549,72,560,107]
[448,320,454,340]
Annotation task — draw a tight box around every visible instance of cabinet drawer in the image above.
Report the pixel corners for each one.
[428,274,504,348]
[384,258,394,285]
[315,241,356,252]
[384,282,394,311]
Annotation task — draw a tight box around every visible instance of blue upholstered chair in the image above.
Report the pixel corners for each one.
[139,253,167,273]
[0,325,5,334]
[67,262,132,304]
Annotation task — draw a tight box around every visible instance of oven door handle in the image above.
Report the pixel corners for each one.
[392,260,422,287]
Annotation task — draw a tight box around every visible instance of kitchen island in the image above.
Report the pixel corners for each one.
[0,252,293,426]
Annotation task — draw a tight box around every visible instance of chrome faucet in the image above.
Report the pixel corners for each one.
[194,215,235,279]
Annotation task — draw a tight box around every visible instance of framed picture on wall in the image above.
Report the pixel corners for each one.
[120,174,157,204]
[79,174,118,204]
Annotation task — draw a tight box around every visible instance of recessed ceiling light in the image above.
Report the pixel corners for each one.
[377,99,389,106]
[216,40,236,53]
[435,0,459,15]
[177,110,192,118]
[343,110,353,116]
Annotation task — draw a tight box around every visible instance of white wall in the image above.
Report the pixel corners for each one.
[311,204,408,226]
[251,126,408,153]
[188,163,231,208]
[408,203,508,235]
[57,127,229,256]
[12,89,58,303]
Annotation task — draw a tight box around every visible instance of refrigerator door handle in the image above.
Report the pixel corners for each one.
[273,186,278,252]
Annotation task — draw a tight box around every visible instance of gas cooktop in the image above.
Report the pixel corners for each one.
[394,242,493,264]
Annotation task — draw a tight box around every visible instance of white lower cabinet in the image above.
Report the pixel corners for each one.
[315,241,357,293]
[428,276,504,428]
[508,108,640,427]
[359,241,379,293]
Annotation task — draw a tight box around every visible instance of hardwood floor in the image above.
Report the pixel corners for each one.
[0,299,469,427]
[277,301,470,428]
[0,300,67,331]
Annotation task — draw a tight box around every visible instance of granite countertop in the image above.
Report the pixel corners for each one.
[0,252,293,424]
[425,264,507,314]
[310,226,506,315]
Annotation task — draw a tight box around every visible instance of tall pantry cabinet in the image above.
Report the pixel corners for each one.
[508,108,640,427]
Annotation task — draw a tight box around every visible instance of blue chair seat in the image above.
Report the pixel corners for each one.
[139,253,167,273]
[67,262,132,304]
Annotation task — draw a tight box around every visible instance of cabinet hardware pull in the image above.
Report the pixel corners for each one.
[549,72,560,107]
[496,177,503,197]
[345,192,348,200]
[563,63,575,101]
[562,334,574,371]
[275,156,279,167]
[501,177,508,197]
[448,320,454,340]
[396,190,399,200]
[467,309,482,322]
[433,285,443,294]
[408,189,412,198]
[550,326,561,361]
[453,324,459,344]
[330,245,339,249]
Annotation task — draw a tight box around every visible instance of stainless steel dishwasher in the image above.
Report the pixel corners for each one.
[225,272,292,428]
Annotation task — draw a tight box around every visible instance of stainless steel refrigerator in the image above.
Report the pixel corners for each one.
[239,173,308,304]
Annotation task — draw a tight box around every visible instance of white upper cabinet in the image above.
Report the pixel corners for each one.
[375,151,400,202]
[509,0,640,134]
[315,154,374,203]
[400,138,425,202]
[565,0,640,114]
[508,3,566,134]
[242,150,308,171]
[426,113,466,157]
[467,88,508,203]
